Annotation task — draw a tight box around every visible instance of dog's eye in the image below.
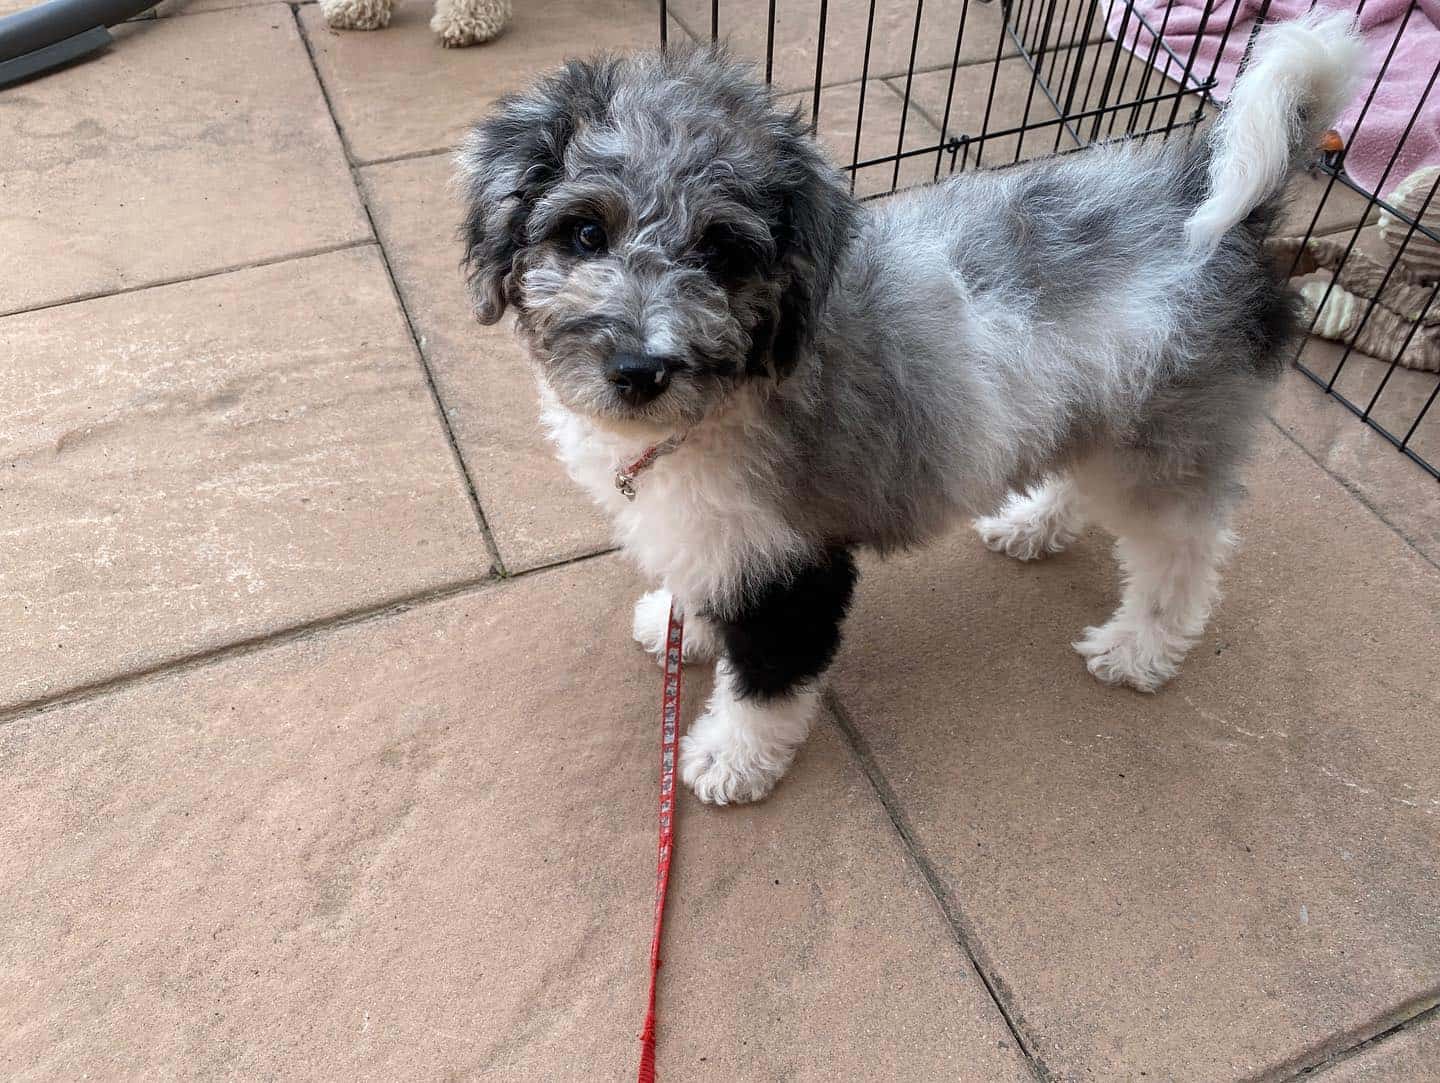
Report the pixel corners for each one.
[573,221,607,255]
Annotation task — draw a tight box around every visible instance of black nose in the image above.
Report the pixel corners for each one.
[605,352,672,407]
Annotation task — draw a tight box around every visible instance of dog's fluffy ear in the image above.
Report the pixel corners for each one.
[455,58,618,324]
[765,120,858,376]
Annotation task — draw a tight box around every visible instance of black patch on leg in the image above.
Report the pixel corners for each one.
[707,548,858,700]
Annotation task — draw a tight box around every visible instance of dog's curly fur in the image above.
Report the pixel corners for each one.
[456,16,1362,804]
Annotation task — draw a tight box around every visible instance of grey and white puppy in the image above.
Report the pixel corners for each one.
[457,14,1361,804]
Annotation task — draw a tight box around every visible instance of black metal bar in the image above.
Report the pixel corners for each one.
[1013,0,1061,161]
[765,0,776,83]
[710,0,718,42]
[811,0,829,131]
[1127,0,1176,135]
[660,0,667,51]
[1076,0,1123,140]
[933,0,973,180]
[850,0,880,195]
[1105,2,1149,137]
[891,0,928,191]
[844,81,1206,171]
[1400,365,1440,451]
[1041,0,1075,87]
[1052,1,1098,152]
[1161,0,1218,136]
[1087,2,1133,143]
[973,0,1012,167]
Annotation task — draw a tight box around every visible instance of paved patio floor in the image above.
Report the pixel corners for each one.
[3,1,1439,1079]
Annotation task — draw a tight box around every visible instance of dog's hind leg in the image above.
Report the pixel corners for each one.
[974,475,1085,561]
[1072,481,1235,693]
[680,548,857,805]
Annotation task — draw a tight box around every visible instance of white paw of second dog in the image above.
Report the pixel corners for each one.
[430,0,511,46]
[679,720,791,806]
[320,0,393,30]
[1073,620,1182,693]
[632,590,718,665]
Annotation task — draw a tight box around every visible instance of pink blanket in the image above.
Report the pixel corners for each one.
[1105,0,1440,192]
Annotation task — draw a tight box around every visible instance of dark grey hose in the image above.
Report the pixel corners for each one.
[0,0,158,87]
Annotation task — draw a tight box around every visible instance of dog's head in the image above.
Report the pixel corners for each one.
[456,47,856,433]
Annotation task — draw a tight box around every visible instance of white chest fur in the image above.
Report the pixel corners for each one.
[538,383,810,609]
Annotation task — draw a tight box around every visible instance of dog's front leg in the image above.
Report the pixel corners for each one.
[680,548,857,805]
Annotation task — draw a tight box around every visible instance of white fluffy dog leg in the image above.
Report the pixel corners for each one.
[680,664,817,805]
[632,589,719,664]
[431,0,511,47]
[974,476,1084,560]
[320,0,394,31]
[1074,513,1234,692]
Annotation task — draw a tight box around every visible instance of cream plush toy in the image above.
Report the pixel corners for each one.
[321,0,511,47]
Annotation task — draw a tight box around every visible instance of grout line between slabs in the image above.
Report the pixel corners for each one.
[357,146,457,169]
[823,688,1054,1083]
[1278,996,1440,1081]
[1263,413,1440,574]
[0,546,619,728]
[292,2,508,578]
[0,239,376,320]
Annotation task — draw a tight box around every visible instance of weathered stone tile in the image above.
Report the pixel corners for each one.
[670,0,1032,94]
[0,6,368,315]
[1270,359,1439,567]
[0,247,487,712]
[1314,1010,1440,1081]
[893,54,1074,170]
[831,426,1440,1079]
[782,79,947,198]
[359,154,612,572]
[0,0,276,12]
[0,556,1030,1081]
[300,0,671,165]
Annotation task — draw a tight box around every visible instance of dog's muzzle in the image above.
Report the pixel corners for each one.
[605,352,673,407]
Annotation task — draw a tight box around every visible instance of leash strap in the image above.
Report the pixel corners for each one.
[636,600,684,1083]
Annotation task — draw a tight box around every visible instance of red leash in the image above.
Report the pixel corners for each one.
[636,600,684,1082]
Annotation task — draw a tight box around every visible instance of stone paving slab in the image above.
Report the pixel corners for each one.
[0,5,369,315]
[782,80,948,198]
[0,246,488,714]
[1269,361,1440,568]
[668,0,1034,95]
[894,54,1077,170]
[360,154,613,573]
[0,556,1031,1081]
[830,425,1440,1080]
[0,0,279,13]
[300,0,671,166]
[1315,1009,1440,1081]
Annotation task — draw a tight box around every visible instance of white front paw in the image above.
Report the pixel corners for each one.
[632,590,717,665]
[1073,621,1180,693]
[679,724,792,805]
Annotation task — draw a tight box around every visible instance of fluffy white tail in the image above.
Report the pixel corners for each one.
[1184,11,1363,254]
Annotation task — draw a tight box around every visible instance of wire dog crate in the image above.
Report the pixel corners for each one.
[659,0,1440,481]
